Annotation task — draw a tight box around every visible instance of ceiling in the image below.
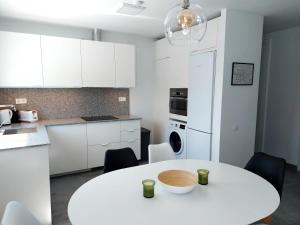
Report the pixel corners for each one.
[0,0,300,38]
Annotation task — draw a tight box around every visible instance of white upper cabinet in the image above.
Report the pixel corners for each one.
[115,43,136,88]
[155,38,171,60]
[0,31,136,88]
[0,31,43,87]
[190,17,220,52]
[170,45,189,87]
[41,36,82,87]
[81,40,115,87]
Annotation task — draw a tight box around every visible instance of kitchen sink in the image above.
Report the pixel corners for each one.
[2,127,37,135]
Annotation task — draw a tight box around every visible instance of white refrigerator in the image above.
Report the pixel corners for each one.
[187,51,215,160]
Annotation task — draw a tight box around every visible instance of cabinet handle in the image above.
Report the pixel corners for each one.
[127,129,136,132]
[101,143,110,146]
[128,139,136,143]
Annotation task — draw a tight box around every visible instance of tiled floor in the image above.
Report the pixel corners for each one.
[50,164,300,225]
[273,165,300,225]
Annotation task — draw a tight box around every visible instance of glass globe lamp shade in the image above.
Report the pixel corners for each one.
[164,2,207,46]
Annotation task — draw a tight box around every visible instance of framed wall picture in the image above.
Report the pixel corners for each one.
[231,62,254,85]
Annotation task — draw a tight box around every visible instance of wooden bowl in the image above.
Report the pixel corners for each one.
[158,170,197,194]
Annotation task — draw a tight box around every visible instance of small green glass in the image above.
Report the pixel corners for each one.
[197,169,209,185]
[142,179,155,198]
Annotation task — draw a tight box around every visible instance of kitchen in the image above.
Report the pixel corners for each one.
[0,0,299,225]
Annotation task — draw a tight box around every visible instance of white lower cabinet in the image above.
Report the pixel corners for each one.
[121,129,139,141]
[48,119,141,174]
[86,122,120,146]
[47,124,87,175]
[0,146,51,225]
[87,120,141,168]
[120,120,141,160]
[121,120,140,131]
[88,142,120,168]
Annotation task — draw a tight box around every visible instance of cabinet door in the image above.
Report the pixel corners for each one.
[86,122,120,146]
[0,31,43,87]
[41,36,82,87]
[190,18,219,52]
[81,40,115,87]
[120,120,141,159]
[187,129,211,160]
[153,58,171,143]
[88,142,120,168]
[170,45,189,88]
[188,51,215,133]
[120,120,140,141]
[115,43,135,87]
[155,38,171,60]
[47,124,87,175]
[120,120,140,131]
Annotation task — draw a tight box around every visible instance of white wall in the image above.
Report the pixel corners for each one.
[257,27,300,166]
[255,38,272,153]
[212,9,264,167]
[0,17,93,39]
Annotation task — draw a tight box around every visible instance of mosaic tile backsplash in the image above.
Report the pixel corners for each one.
[0,88,129,120]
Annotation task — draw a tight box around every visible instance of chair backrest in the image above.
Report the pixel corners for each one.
[1,201,41,225]
[148,143,176,164]
[103,147,138,173]
[245,152,286,198]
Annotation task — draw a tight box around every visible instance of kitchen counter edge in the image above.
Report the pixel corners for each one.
[0,115,141,151]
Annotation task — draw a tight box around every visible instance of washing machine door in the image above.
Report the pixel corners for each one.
[169,130,183,155]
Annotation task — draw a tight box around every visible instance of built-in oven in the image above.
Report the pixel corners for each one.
[169,88,188,121]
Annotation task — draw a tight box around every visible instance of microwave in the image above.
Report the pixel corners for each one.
[169,88,188,118]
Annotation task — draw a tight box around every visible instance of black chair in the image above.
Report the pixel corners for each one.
[245,152,286,198]
[103,147,139,173]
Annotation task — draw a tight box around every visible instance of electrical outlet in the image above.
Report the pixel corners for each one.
[118,97,127,102]
[15,98,27,104]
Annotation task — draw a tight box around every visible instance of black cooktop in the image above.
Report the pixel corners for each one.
[81,115,119,122]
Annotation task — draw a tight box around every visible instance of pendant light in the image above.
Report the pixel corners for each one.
[164,0,207,46]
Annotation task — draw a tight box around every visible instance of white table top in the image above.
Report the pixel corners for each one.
[68,160,280,225]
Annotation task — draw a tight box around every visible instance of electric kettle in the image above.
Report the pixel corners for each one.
[0,109,13,125]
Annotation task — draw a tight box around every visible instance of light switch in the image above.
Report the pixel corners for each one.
[118,97,127,102]
[16,98,27,104]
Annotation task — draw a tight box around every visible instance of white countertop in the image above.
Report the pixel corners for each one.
[0,123,50,150]
[0,115,141,150]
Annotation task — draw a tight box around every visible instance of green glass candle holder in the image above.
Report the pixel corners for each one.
[142,179,155,198]
[197,169,209,185]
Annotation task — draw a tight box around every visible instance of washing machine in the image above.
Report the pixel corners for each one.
[168,119,187,159]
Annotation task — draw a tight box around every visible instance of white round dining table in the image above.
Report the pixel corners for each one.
[68,159,280,225]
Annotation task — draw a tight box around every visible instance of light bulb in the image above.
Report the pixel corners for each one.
[164,0,207,46]
[177,9,194,29]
